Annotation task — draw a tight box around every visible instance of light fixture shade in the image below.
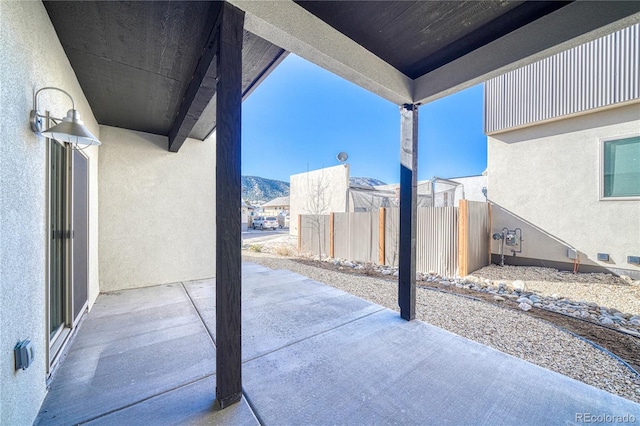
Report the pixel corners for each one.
[41,109,101,146]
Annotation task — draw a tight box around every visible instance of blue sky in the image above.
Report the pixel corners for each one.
[242,54,487,185]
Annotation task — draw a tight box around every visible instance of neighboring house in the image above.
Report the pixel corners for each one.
[290,164,350,236]
[448,174,488,205]
[485,24,640,279]
[262,196,290,216]
[290,165,487,235]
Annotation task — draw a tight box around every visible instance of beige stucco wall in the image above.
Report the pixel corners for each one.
[98,126,216,291]
[488,102,640,277]
[289,164,350,236]
[0,1,100,424]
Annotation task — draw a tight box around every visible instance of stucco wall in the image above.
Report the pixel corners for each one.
[0,1,100,424]
[488,102,640,277]
[450,175,487,205]
[98,126,216,290]
[289,164,350,236]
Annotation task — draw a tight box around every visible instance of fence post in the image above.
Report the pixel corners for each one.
[297,214,302,252]
[458,199,469,277]
[487,202,492,264]
[379,208,385,265]
[330,212,335,258]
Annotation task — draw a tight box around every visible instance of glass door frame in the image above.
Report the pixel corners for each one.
[45,113,90,375]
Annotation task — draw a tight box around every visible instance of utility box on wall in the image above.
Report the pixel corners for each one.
[14,339,34,370]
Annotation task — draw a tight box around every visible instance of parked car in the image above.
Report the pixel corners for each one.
[252,216,279,230]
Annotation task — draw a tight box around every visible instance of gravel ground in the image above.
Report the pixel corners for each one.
[472,264,640,316]
[243,252,640,404]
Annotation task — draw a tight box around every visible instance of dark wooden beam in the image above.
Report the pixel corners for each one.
[168,5,223,152]
[398,104,418,321]
[215,2,244,410]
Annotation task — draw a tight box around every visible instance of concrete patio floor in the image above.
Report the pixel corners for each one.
[36,262,640,425]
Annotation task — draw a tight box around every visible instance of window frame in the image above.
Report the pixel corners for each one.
[599,133,640,201]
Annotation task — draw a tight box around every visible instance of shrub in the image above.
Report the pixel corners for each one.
[275,245,294,257]
[362,263,377,276]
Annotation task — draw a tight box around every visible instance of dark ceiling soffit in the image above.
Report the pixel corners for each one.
[408,1,572,77]
[200,48,289,142]
[168,8,224,152]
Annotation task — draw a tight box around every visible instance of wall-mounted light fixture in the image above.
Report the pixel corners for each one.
[30,87,101,148]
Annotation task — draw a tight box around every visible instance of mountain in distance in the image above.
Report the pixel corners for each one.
[242,176,289,204]
[242,175,388,204]
[350,177,387,187]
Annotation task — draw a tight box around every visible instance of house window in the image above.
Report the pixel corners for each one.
[602,136,640,199]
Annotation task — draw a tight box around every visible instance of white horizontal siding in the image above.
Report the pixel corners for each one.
[485,24,639,134]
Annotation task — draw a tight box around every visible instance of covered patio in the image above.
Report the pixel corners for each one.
[36,263,640,424]
[43,0,640,406]
[4,1,640,423]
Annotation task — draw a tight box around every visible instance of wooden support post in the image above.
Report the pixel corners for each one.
[458,199,469,277]
[215,2,244,410]
[398,104,418,321]
[297,215,302,252]
[379,208,385,265]
[329,212,335,258]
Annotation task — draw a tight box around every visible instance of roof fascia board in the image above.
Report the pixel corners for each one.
[413,3,640,105]
[228,0,413,105]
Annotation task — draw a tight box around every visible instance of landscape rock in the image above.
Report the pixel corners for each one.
[512,280,527,291]
[301,250,640,335]
[518,303,532,311]
[599,317,614,325]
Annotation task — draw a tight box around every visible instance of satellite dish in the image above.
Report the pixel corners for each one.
[336,152,348,163]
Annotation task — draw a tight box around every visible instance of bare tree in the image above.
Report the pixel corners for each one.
[304,170,330,260]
